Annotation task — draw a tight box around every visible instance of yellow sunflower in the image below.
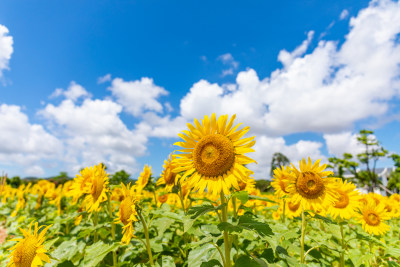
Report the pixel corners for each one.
[286,158,338,210]
[157,154,180,192]
[114,183,139,244]
[68,166,95,203]
[326,179,360,220]
[357,199,391,236]
[285,198,302,219]
[271,165,291,198]
[173,113,256,196]
[83,163,109,213]
[135,165,151,193]
[7,221,52,267]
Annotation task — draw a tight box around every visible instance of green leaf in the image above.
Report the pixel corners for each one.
[187,204,222,220]
[188,243,217,267]
[232,191,249,204]
[82,241,121,267]
[51,239,79,262]
[238,214,273,237]
[386,247,400,258]
[234,255,261,267]
[155,255,176,267]
[248,195,277,203]
[200,259,223,267]
[217,222,242,234]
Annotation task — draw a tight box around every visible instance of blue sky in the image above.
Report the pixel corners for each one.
[0,0,400,179]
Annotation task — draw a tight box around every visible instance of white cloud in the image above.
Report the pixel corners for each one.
[340,9,350,20]
[0,104,62,176]
[217,53,239,76]
[108,77,169,116]
[278,31,314,68]
[39,97,148,174]
[324,132,365,156]
[98,73,112,84]
[50,81,91,101]
[252,135,325,178]
[0,25,13,78]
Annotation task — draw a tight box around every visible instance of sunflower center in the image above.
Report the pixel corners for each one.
[364,211,380,226]
[91,177,103,202]
[288,200,300,212]
[334,191,349,209]
[158,194,168,203]
[385,204,392,213]
[14,236,37,267]
[280,180,289,194]
[296,172,325,199]
[120,198,133,225]
[193,134,235,177]
[164,167,175,185]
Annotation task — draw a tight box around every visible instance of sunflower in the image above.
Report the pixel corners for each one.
[83,164,109,213]
[135,165,151,193]
[286,158,338,210]
[68,166,95,203]
[285,198,302,219]
[271,165,291,198]
[157,154,180,192]
[173,113,256,196]
[114,183,139,244]
[7,221,52,267]
[326,179,360,220]
[357,199,391,236]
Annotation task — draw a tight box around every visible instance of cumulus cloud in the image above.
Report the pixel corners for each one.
[98,73,112,84]
[108,77,169,116]
[50,81,91,101]
[0,25,13,78]
[39,97,148,174]
[217,53,239,76]
[324,132,365,156]
[0,104,62,176]
[340,9,350,20]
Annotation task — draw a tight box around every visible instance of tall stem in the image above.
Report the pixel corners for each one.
[179,185,186,214]
[153,191,158,207]
[232,196,238,220]
[220,191,232,267]
[281,199,286,224]
[300,208,306,264]
[93,212,98,242]
[339,223,345,267]
[107,193,117,267]
[138,210,154,266]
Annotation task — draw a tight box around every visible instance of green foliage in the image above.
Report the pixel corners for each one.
[270,152,290,177]
[109,170,131,185]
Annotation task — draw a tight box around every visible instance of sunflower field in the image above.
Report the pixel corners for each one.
[1,114,400,267]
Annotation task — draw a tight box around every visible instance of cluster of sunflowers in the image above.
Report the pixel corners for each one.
[1,113,400,267]
[270,159,398,236]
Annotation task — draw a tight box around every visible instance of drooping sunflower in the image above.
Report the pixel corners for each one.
[157,154,180,192]
[83,163,109,213]
[271,165,291,198]
[357,199,391,236]
[286,158,338,210]
[135,165,151,193]
[326,179,360,220]
[114,183,139,244]
[285,198,302,219]
[173,113,256,196]
[7,221,52,267]
[68,166,95,203]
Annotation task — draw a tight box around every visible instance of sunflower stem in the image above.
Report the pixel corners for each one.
[138,210,154,266]
[93,212,98,243]
[281,199,286,224]
[179,184,186,215]
[220,191,232,267]
[340,223,345,267]
[153,191,158,207]
[300,208,306,264]
[232,196,238,220]
[107,193,117,267]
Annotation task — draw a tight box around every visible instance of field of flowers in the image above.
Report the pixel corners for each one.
[1,114,400,267]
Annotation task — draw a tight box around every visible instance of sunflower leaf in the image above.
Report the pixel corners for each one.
[232,191,249,204]
[238,214,273,237]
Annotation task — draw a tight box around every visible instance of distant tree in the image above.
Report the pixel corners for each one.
[270,152,290,177]
[255,179,271,192]
[387,154,400,193]
[10,176,21,188]
[328,153,359,180]
[356,130,388,192]
[110,170,131,185]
